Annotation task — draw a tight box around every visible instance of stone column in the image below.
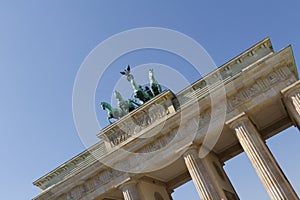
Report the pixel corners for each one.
[183,147,221,200]
[226,113,299,200]
[120,181,140,200]
[281,80,300,130]
[183,146,239,200]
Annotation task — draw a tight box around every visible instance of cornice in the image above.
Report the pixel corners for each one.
[33,38,299,199]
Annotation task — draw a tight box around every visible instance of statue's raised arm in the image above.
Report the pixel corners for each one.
[120,65,151,104]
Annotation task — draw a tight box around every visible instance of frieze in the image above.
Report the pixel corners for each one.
[198,111,211,128]
[108,129,129,147]
[138,127,177,154]
[229,93,244,108]
[136,117,200,156]
[228,66,293,111]
[56,168,124,200]
[106,102,170,147]
[34,40,299,200]
[268,72,280,85]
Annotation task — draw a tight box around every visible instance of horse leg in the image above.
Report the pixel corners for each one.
[130,99,141,106]
[108,117,113,124]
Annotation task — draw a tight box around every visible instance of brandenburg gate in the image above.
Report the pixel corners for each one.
[33,38,299,200]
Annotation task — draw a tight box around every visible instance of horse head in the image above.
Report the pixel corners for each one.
[101,102,112,111]
[100,102,106,110]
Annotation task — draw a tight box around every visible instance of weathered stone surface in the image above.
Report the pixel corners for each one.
[226,113,299,200]
[33,38,299,200]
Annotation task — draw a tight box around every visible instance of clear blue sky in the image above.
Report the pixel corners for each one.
[0,1,300,199]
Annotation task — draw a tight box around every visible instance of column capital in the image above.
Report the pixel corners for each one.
[183,144,214,160]
[182,144,200,157]
[119,179,141,200]
[118,179,138,190]
[281,80,300,98]
[225,112,249,129]
[280,80,300,130]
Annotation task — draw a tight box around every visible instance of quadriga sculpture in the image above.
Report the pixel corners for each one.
[100,102,124,124]
[114,90,139,114]
[149,68,162,96]
[120,65,151,103]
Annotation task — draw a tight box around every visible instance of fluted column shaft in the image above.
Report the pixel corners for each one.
[227,113,299,200]
[120,181,140,200]
[183,147,220,200]
[290,93,300,115]
[281,81,300,129]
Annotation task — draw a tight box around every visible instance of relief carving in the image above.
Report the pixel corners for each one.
[137,126,178,154]
[58,169,124,200]
[109,129,129,147]
[84,178,95,192]
[229,68,289,110]
[229,94,243,108]
[198,111,211,128]
[245,83,260,98]
[109,103,169,147]
[57,195,67,200]
[268,72,279,85]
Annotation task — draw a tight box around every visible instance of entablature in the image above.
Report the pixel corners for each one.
[33,38,298,200]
